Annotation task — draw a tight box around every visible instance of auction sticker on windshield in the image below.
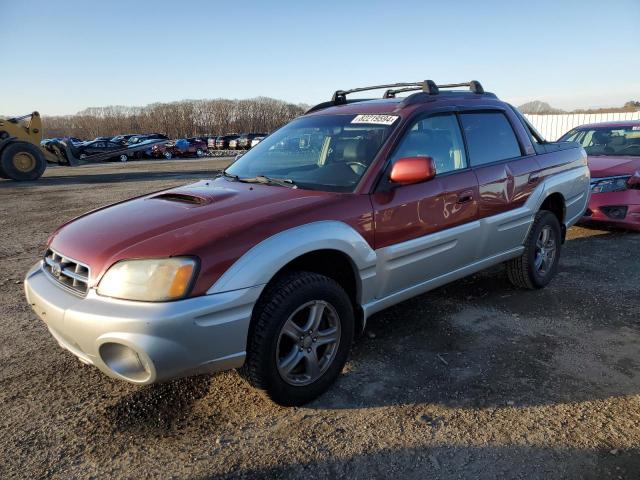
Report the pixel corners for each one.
[351,114,399,125]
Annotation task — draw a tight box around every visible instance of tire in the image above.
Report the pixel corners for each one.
[164,151,172,160]
[0,142,47,181]
[506,210,562,289]
[241,271,355,406]
[196,149,203,157]
[119,154,128,163]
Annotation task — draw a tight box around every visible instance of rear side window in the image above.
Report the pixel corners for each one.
[460,112,522,166]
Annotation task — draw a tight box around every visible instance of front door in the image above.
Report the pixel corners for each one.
[371,113,480,298]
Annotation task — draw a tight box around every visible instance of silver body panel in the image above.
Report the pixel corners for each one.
[24,264,259,384]
[24,161,589,384]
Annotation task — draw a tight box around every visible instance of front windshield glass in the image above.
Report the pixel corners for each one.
[559,125,640,157]
[225,114,397,192]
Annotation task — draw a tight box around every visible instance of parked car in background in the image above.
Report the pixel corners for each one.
[237,133,268,150]
[41,137,83,153]
[215,134,240,150]
[207,136,218,150]
[250,135,266,148]
[111,134,139,144]
[559,121,640,230]
[25,79,590,406]
[71,140,130,161]
[151,138,207,159]
[94,136,113,141]
[128,133,169,145]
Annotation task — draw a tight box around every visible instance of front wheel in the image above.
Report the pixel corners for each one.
[0,142,47,181]
[506,210,562,289]
[119,154,128,163]
[241,271,354,406]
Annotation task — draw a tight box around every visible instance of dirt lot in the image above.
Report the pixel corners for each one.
[1,158,639,479]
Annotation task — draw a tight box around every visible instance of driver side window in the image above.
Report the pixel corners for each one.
[392,114,467,175]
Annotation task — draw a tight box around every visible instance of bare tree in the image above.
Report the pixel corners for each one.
[42,97,307,140]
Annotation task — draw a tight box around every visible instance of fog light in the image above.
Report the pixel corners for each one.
[99,342,151,382]
[600,206,628,220]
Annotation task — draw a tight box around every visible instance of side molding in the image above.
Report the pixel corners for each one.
[207,221,378,302]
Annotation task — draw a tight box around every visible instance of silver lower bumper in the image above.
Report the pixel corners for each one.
[24,263,262,384]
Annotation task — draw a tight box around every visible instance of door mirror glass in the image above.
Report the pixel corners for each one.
[389,156,436,185]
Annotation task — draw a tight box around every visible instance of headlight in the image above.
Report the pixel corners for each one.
[97,257,197,301]
[590,176,630,193]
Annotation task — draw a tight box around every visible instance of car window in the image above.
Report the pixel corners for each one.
[93,142,105,148]
[226,114,395,192]
[391,113,467,174]
[459,112,522,166]
[558,126,640,157]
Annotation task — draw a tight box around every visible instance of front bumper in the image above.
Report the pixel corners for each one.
[580,190,640,231]
[24,263,262,384]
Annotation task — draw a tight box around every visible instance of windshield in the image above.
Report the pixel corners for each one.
[559,125,640,157]
[225,114,397,192]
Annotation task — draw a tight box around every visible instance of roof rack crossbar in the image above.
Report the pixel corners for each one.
[384,80,485,98]
[332,80,439,104]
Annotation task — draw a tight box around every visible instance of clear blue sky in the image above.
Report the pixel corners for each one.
[1,0,638,115]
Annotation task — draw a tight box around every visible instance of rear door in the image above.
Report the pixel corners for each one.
[371,113,480,298]
[459,110,540,257]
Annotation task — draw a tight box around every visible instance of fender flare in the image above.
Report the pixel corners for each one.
[207,221,377,302]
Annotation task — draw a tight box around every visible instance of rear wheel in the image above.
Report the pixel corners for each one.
[241,271,354,406]
[164,151,173,160]
[0,142,47,181]
[119,154,128,163]
[196,149,204,157]
[506,210,562,289]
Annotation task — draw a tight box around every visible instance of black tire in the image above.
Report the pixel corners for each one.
[506,210,562,289]
[0,142,47,181]
[241,271,355,406]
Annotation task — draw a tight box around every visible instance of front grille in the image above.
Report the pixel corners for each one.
[43,249,90,296]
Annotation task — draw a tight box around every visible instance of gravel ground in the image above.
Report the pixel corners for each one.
[1,158,639,479]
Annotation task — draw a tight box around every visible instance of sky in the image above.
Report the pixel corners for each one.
[1,0,639,116]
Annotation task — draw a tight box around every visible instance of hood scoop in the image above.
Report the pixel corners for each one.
[151,192,210,205]
[149,181,239,206]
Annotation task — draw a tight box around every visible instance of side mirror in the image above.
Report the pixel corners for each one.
[389,156,436,185]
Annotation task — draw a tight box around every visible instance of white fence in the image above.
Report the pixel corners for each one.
[524,112,640,141]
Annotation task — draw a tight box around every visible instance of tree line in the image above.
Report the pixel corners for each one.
[42,97,308,140]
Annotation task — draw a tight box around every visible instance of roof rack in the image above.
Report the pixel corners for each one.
[331,80,439,105]
[383,81,484,98]
[305,80,486,114]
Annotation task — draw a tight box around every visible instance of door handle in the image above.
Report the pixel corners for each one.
[456,191,474,204]
[528,174,540,184]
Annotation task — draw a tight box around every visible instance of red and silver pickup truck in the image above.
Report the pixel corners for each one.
[24,80,590,406]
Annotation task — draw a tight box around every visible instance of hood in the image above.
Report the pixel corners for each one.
[587,155,640,178]
[49,178,355,292]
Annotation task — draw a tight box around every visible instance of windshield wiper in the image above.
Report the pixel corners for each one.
[238,175,297,188]
[220,169,240,181]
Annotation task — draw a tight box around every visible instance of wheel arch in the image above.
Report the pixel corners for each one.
[206,221,377,330]
[539,192,566,240]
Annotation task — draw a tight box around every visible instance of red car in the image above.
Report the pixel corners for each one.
[151,138,207,159]
[24,80,589,406]
[559,121,640,230]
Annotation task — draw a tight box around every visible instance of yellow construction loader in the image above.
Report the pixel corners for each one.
[0,111,48,181]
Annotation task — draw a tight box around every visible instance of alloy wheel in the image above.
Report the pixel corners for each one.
[535,225,557,275]
[276,300,341,386]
